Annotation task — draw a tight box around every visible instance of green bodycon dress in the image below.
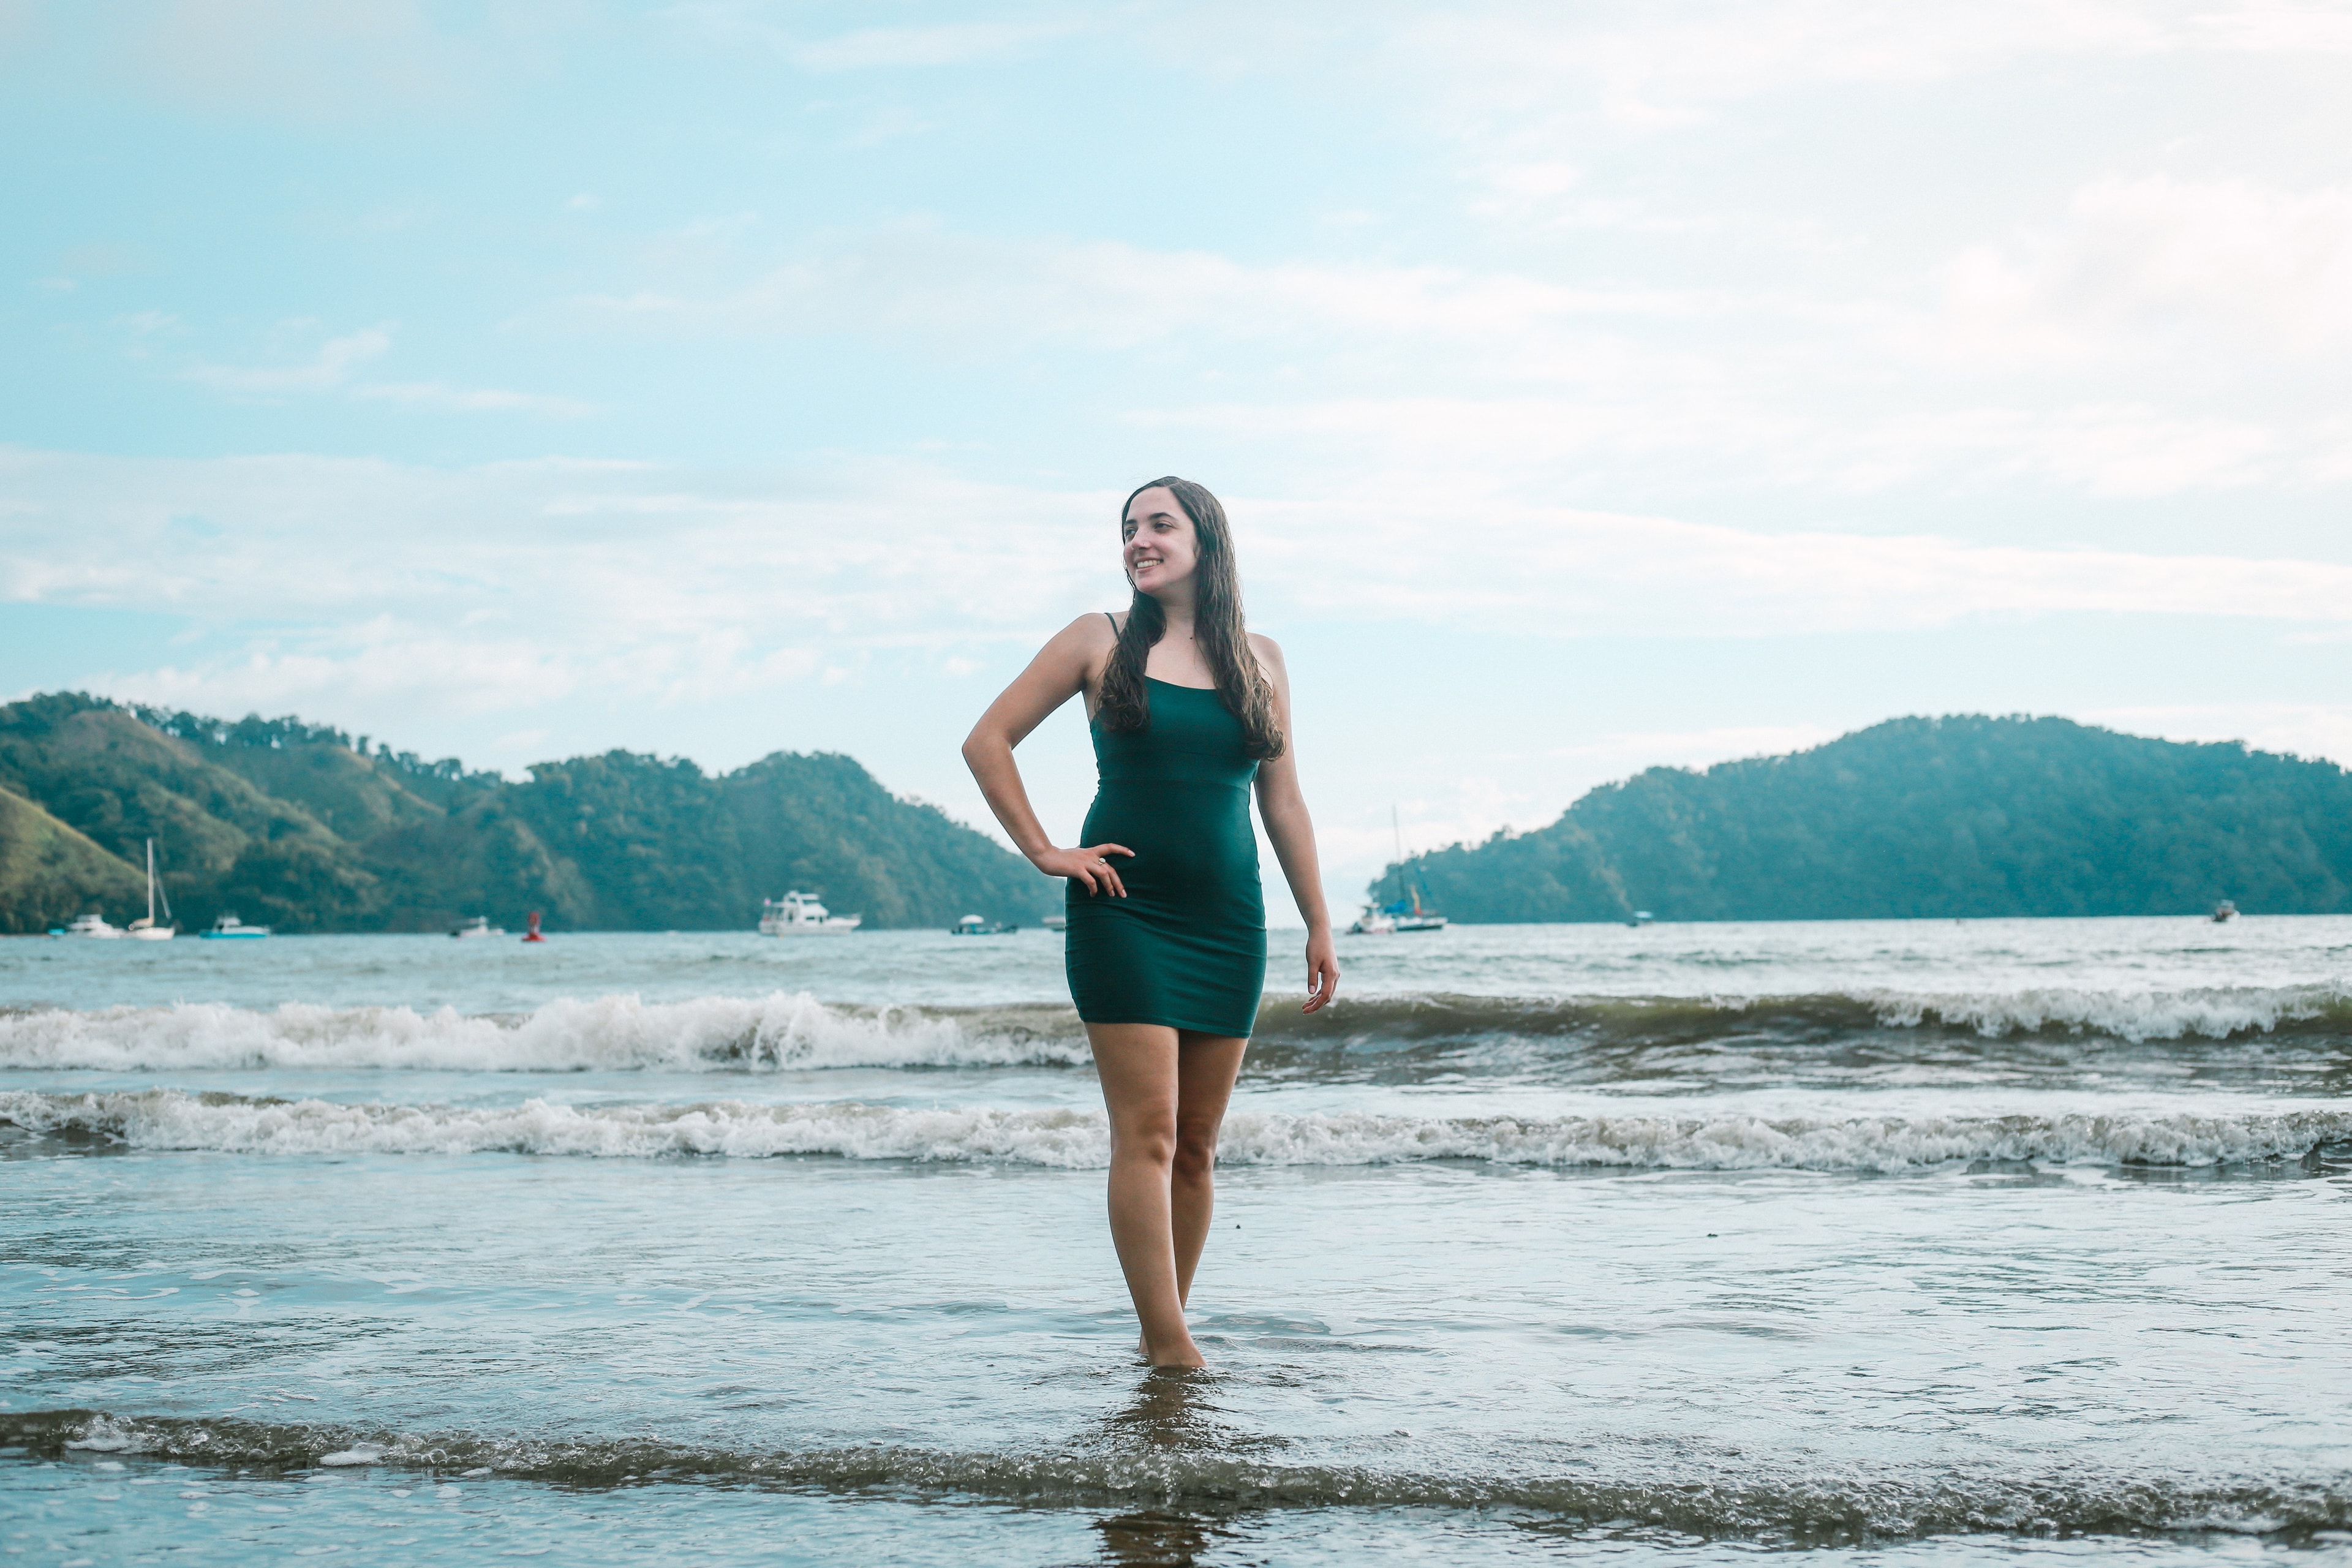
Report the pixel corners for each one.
[1064,673,1268,1039]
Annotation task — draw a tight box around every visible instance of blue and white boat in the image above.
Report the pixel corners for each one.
[201,914,270,940]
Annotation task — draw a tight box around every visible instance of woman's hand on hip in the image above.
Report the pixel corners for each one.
[1033,843,1133,897]
[1303,929,1340,1013]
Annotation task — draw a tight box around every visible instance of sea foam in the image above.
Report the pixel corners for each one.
[13,1406,2350,1536]
[0,991,1084,1074]
[7,1088,2345,1171]
[2,983,2344,1077]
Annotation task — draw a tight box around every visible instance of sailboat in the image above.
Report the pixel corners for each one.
[126,838,175,941]
[1351,808,1449,933]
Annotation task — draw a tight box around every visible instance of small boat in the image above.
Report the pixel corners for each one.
[61,913,123,940]
[126,838,175,940]
[1352,893,1447,933]
[1365,808,1447,932]
[451,916,506,939]
[950,914,1018,935]
[1393,899,1449,933]
[1041,913,1068,932]
[1625,910,1654,929]
[760,891,862,935]
[201,914,271,940]
[2211,900,2237,923]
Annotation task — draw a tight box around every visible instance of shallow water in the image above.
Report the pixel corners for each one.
[4,918,2350,1563]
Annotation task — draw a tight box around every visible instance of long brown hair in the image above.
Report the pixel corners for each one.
[1097,477,1284,760]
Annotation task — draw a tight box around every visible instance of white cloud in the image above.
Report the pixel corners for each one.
[123,0,486,118]
[181,324,589,416]
[662,7,1069,71]
[1925,176,2352,366]
[1244,491,2352,637]
[353,382,598,417]
[186,326,391,394]
[2083,703,2352,766]
[0,447,1121,725]
[568,225,1752,354]
[786,21,1064,70]
[7,445,2350,745]
[1343,0,2352,132]
[1140,396,2318,499]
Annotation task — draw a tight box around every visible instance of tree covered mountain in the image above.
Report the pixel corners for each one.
[0,693,1052,935]
[1373,716,2352,923]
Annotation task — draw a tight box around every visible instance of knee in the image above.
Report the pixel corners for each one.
[1172,1123,1219,1183]
[1111,1110,1177,1167]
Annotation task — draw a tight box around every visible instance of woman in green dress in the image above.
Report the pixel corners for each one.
[963,477,1340,1368]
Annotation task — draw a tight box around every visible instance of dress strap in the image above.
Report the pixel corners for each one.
[1104,611,1119,636]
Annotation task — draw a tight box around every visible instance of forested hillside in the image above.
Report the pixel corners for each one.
[1374,716,2352,922]
[0,693,1051,934]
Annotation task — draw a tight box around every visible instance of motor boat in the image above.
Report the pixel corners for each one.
[451,916,506,939]
[760,891,862,935]
[61,913,122,939]
[949,914,1017,935]
[202,914,270,940]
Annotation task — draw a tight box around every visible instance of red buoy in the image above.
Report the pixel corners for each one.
[523,910,547,943]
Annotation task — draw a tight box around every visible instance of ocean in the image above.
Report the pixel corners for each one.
[4,916,2348,1565]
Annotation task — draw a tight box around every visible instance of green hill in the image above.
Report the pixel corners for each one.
[1375,716,2352,922]
[0,693,1051,935]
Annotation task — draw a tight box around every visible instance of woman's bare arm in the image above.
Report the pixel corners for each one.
[961,615,1133,897]
[1250,635,1341,1012]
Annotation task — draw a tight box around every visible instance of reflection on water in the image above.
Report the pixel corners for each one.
[1096,1368,1226,1450]
[1093,1507,1229,1567]
[1087,1374,1249,1567]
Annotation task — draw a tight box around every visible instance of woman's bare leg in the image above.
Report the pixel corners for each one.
[1171,1032,1247,1307]
[1087,1022,1199,1366]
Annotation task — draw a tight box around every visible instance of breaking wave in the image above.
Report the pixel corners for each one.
[0,991,1087,1074]
[9,1408,2346,1539]
[7,1088,2347,1171]
[1,983,2346,1077]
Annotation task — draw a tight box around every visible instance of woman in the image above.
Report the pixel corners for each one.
[963,477,1340,1368]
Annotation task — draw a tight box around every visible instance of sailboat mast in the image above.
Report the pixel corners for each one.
[146,838,157,923]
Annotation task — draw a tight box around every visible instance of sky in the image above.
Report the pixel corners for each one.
[4,0,2350,924]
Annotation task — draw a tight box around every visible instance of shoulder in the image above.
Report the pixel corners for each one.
[1049,612,1120,652]
[1247,631,1286,671]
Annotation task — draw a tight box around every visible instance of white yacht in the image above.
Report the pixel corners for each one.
[202,914,270,940]
[451,916,506,939]
[760,892,862,935]
[949,913,1016,936]
[61,913,123,939]
[126,838,175,940]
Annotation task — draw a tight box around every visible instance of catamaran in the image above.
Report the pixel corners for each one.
[760,891,862,935]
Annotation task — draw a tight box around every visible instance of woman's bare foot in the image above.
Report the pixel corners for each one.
[1140,1332,1204,1368]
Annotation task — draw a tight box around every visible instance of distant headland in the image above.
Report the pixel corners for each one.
[1371,715,2352,922]
[9,698,2346,935]
[0,693,1050,935]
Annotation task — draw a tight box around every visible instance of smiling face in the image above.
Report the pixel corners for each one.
[1121,486,1200,599]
